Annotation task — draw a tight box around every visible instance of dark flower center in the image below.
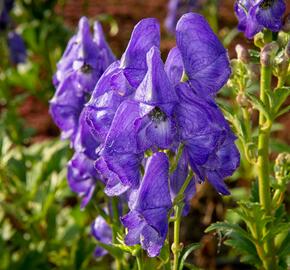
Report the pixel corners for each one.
[149,107,167,126]
[81,63,92,73]
[259,0,275,9]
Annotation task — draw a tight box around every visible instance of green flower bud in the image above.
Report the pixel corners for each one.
[260,42,279,66]
[235,44,250,64]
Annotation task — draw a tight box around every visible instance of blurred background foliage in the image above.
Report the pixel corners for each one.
[0,0,289,269]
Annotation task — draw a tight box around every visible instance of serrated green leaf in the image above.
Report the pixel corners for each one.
[178,243,200,270]
[272,87,290,115]
[246,92,271,121]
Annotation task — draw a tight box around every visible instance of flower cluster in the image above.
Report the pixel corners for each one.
[234,0,286,38]
[0,0,26,64]
[51,13,240,257]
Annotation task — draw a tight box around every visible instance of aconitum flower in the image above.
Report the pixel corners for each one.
[7,31,27,64]
[121,152,172,257]
[50,17,115,141]
[174,83,239,195]
[79,18,160,158]
[67,152,100,208]
[134,46,178,151]
[234,0,286,38]
[91,215,112,257]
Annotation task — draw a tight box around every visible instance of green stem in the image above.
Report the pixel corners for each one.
[111,197,122,270]
[172,205,182,270]
[172,171,193,270]
[136,254,143,270]
[257,64,272,211]
[257,62,276,270]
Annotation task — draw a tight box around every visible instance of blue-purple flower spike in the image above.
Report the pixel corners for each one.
[234,0,286,38]
[121,152,172,257]
[50,16,115,142]
[176,13,231,97]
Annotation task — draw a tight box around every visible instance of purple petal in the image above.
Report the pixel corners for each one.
[120,18,160,87]
[135,46,178,106]
[255,0,286,32]
[91,215,112,257]
[132,152,172,210]
[164,47,184,85]
[176,13,231,96]
[67,152,99,208]
[7,31,26,64]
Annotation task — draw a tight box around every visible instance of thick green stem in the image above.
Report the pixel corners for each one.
[257,64,272,211]
[172,205,182,270]
[257,63,276,270]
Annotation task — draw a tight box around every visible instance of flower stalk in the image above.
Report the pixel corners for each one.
[256,43,276,270]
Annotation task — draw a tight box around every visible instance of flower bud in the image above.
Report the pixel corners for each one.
[274,153,290,179]
[260,42,279,66]
[274,53,289,77]
[286,41,290,59]
[254,32,265,48]
[235,44,250,63]
[282,14,290,32]
[236,92,249,108]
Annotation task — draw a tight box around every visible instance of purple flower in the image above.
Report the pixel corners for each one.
[134,46,178,151]
[67,152,100,208]
[91,215,112,257]
[175,13,231,97]
[174,83,240,195]
[95,100,143,196]
[121,152,172,257]
[234,0,286,38]
[79,18,161,157]
[50,16,115,142]
[165,0,201,33]
[7,31,26,64]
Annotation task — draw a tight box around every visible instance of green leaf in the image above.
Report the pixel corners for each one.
[178,243,200,270]
[275,105,290,119]
[246,92,271,121]
[272,87,290,116]
[206,222,254,242]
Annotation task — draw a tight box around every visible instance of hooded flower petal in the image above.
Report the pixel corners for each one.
[95,100,142,196]
[50,74,86,140]
[176,13,231,97]
[67,152,99,208]
[121,152,172,257]
[91,215,112,257]
[164,46,184,85]
[134,47,178,151]
[120,18,160,87]
[135,46,178,106]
